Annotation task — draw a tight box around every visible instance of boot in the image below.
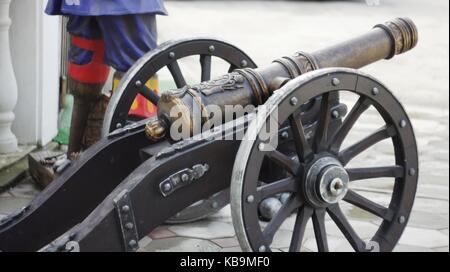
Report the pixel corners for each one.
[68,79,104,155]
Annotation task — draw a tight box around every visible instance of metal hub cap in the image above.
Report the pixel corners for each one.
[305,156,349,207]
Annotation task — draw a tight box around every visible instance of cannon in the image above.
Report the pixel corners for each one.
[0,18,419,252]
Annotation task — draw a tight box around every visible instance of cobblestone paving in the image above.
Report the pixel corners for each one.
[0,0,448,252]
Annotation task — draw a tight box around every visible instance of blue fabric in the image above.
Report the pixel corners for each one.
[46,0,167,16]
[68,14,158,72]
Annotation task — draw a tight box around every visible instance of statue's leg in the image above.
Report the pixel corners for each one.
[66,16,110,154]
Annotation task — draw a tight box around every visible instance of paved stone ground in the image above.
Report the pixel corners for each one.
[0,0,448,252]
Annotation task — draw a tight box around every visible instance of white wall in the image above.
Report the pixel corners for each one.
[9,0,60,146]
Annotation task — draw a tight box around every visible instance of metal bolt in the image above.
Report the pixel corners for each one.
[332,78,340,86]
[128,240,137,248]
[169,52,176,59]
[125,222,134,230]
[162,182,172,193]
[409,168,416,176]
[135,80,143,87]
[258,245,267,252]
[281,131,289,140]
[398,216,406,224]
[332,110,340,119]
[211,201,219,209]
[400,119,407,128]
[208,45,215,52]
[334,179,344,190]
[246,195,255,204]
[241,60,248,67]
[121,205,130,213]
[290,97,298,106]
[181,173,190,182]
[258,143,265,151]
[372,87,379,96]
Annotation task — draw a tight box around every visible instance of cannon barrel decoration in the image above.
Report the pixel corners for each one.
[146,18,418,141]
[0,18,420,252]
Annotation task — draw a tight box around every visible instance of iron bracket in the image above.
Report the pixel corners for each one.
[159,164,210,197]
[114,190,140,252]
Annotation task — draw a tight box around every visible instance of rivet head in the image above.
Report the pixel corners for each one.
[290,97,298,106]
[211,202,219,209]
[121,205,130,213]
[125,223,134,230]
[372,87,380,96]
[332,110,340,119]
[240,60,248,67]
[258,143,265,151]
[408,168,416,176]
[246,195,255,204]
[162,182,172,193]
[398,216,406,224]
[208,45,215,52]
[181,173,190,182]
[400,120,407,128]
[128,240,137,248]
[169,52,176,59]
[258,245,267,252]
[281,131,289,140]
[135,80,143,87]
[116,123,122,129]
[332,78,340,86]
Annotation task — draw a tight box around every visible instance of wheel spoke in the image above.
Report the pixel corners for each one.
[326,204,366,252]
[167,61,187,88]
[346,166,404,182]
[263,196,302,245]
[314,93,333,153]
[256,177,297,201]
[289,115,313,162]
[329,97,372,153]
[200,55,212,82]
[338,125,397,165]
[289,206,313,252]
[138,84,160,105]
[228,64,237,73]
[344,190,394,221]
[266,150,300,175]
[312,209,329,252]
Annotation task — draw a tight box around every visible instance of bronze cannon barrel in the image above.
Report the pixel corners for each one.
[147,17,418,140]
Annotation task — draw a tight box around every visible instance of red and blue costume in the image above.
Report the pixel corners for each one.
[45,0,167,154]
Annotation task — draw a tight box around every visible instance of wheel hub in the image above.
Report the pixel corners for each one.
[304,156,349,207]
